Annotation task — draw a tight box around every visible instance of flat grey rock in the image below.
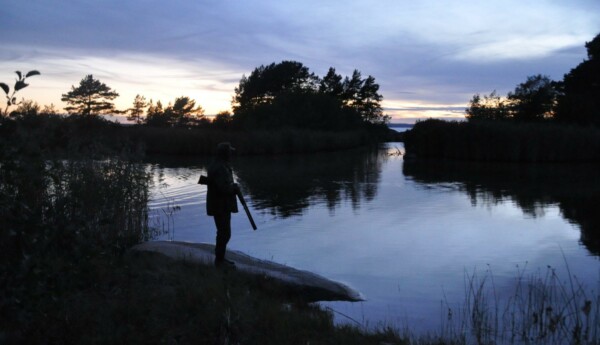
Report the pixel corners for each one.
[131,241,364,302]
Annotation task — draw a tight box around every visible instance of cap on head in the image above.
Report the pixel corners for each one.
[216,142,235,158]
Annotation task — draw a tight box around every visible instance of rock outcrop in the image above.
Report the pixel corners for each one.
[131,241,364,302]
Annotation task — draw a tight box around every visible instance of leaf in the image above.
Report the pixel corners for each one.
[14,80,28,91]
[26,70,41,78]
[15,71,22,80]
[12,97,17,104]
[0,82,9,95]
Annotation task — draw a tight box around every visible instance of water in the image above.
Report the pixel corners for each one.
[388,123,413,132]
[147,143,600,333]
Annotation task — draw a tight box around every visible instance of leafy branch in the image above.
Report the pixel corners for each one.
[1,70,41,115]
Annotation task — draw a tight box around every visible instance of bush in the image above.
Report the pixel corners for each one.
[0,140,154,337]
[404,119,600,162]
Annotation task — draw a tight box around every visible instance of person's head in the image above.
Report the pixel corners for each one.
[216,142,235,161]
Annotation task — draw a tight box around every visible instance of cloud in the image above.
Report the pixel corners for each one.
[385,106,466,112]
[0,46,244,114]
[1,1,598,121]
[453,35,589,62]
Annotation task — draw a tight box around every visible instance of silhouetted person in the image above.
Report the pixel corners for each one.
[206,142,239,267]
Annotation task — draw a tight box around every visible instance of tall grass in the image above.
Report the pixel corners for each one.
[404,119,600,162]
[440,264,600,345]
[0,151,157,338]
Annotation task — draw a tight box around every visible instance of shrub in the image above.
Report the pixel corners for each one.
[0,149,154,335]
[404,119,600,162]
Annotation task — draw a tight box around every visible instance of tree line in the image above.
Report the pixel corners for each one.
[2,61,389,131]
[466,32,600,126]
[232,61,389,129]
[58,74,209,127]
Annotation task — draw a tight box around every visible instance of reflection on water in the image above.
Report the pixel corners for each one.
[233,146,386,217]
[147,143,599,333]
[403,159,600,255]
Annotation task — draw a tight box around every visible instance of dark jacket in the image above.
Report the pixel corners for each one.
[206,158,238,216]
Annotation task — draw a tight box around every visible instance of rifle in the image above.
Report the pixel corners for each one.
[236,189,257,230]
[199,175,257,230]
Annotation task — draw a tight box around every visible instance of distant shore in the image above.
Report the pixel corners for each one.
[404,119,600,162]
[1,114,397,157]
[387,123,413,131]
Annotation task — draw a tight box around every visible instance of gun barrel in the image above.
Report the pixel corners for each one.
[237,190,257,230]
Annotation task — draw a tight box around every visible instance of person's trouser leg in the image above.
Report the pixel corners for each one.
[213,213,231,263]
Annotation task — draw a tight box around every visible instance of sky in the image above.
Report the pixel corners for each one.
[1,1,598,123]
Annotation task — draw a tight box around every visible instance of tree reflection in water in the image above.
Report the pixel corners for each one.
[233,145,387,218]
[403,159,600,256]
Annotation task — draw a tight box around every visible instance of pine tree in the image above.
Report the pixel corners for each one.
[61,75,119,115]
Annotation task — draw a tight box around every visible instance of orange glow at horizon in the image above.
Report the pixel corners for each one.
[2,55,468,123]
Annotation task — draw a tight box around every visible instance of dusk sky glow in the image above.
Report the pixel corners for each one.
[2,1,598,123]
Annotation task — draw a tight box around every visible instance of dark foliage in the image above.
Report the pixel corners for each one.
[0,113,382,159]
[61,74,119,115]
[130,126,374,155]
[232,61,389,129]
[234,91,363,130]
[0,114,153,341]
[127,94,147,124]
[232,61,319,115]
[554,33,600,126]
[465,90,510,121]
[508,74,557,121]
[404,119,600,162]
[466,75,558,122]
[1,70,40,115]
[212,110,233,130]
[144,96,208,128]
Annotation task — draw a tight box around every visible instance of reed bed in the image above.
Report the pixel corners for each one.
[439,264,600,345]
[0,151,158,341]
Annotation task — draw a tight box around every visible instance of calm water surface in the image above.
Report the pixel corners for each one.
[147,143,600,333]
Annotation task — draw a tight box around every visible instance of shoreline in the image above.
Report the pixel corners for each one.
[132,240,364,302]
